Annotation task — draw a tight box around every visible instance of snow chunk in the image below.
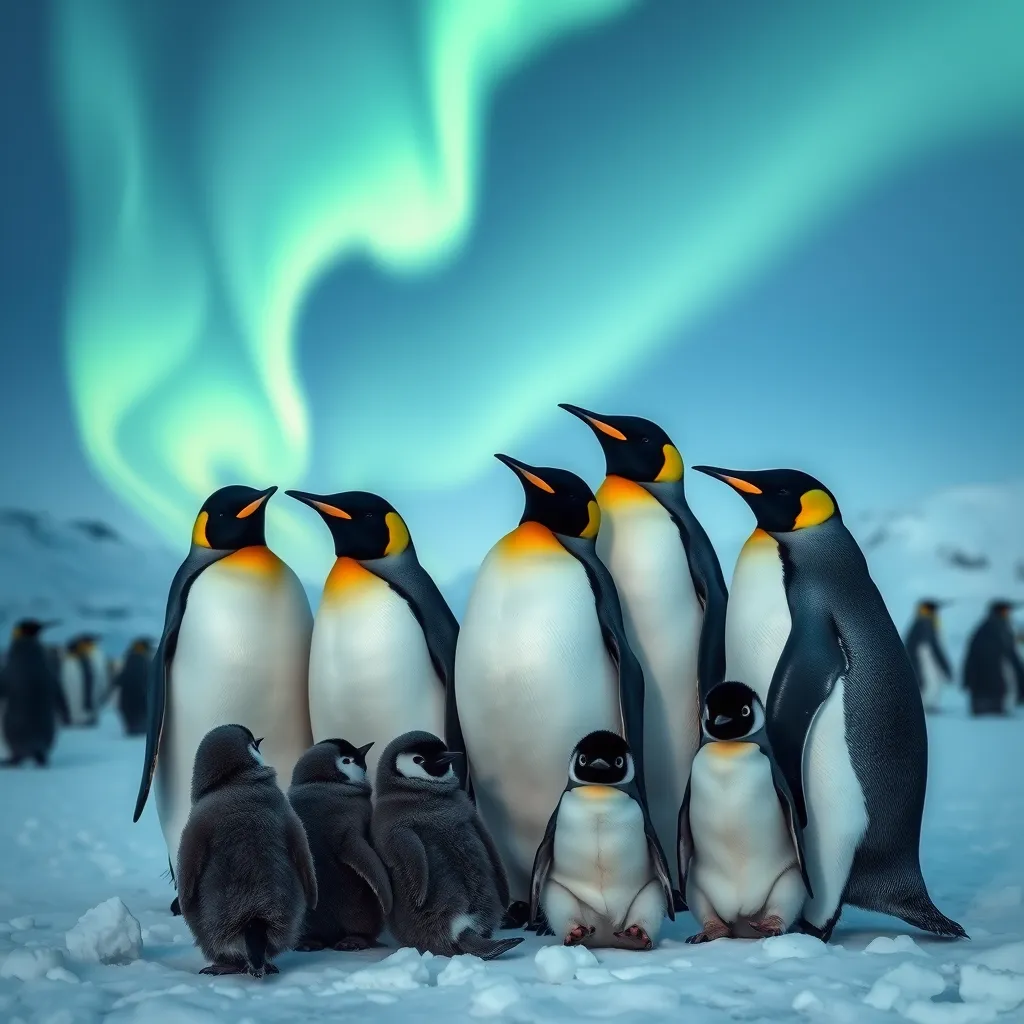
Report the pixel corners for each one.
[762,934,829,960]
[968,941,1024,974]
[575,967,616,985]
[346,947,431,990]
[610,965,673,980]
[960,964,1024,1011]
[535,943,599,983]
[864,935,929,956]
[8,916,34,931]
[65,898,142,965]
[437,955,486,986]
[46,965,80,984]
[1,946,65,980]
[864,962,946,1011]
[903,1001,999,1024]
[793,990,824,1013]
[470,979,522,1016]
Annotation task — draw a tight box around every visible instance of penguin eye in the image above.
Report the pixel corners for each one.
[614,756,624,768]
[741,706,751,717]
[578,755,588,766]
[778,488,791,497]
[413,755,424,765]
[365,512,374,520]
[641,436,650,444]
[341,757,352,764]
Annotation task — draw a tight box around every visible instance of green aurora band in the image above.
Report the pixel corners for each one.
[52,0,1024,575]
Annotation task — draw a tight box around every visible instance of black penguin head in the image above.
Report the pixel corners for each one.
[918,599,949,618]
[559,405,683,484]
[285,489,411,560]
[384,731,462,791]
[990,599,1022,618]
[693,466,840,534]
[190,724,274,801]
[11,619,58,640]
[495,454,600,539]
[129,637,153,656]
[702,682,765,741]
[290,738,374,787]
[191,485,277,550]
[568,731,634,786]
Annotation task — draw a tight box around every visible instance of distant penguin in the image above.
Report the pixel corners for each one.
[1,619,67,767]
[904,600,954,713]
[112,638,153,736]
[60,635,98,727]
[83,635,111,710]
[530,730,674,950]
[963,600,1024,715]
[693,465,965,942]
[455,454,647,924]
[132,485,314,903]
[177,724,318,978]
[677,682,810,943]
[286,489,464,788]
[371,731,524,960]
[288,739,392,951]
[560,403,727,893]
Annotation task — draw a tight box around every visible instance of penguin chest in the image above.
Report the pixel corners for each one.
[60,658,87,724]
[726,530,792,706]
[916,644,944,708]
[308,562,444,780]
[687,744,796,920]
[551,787,650,919]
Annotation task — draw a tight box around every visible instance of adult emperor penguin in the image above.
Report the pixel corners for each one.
[693,465,966,942]
[132,484,314,899]
[963,600,1024,715]
[560,403,727,892]
[286,489,464,788]
[455,454,647,924]
[904,600,954,713]
[60,635,99,727]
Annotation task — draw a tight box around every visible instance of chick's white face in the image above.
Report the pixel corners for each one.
[396,752,455,783]
[336,755,367,783]
[247,742,266,766]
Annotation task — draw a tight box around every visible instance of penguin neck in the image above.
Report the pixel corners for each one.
[217,544,283,577]
[323,556,384,601]
[498,520,566,558]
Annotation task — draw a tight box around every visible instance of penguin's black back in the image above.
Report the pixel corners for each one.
[963,614,1017,709]
[1,637,62,758]
[115,651,150,735]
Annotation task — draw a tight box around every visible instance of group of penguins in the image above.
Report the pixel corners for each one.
[13,402,1024,980]
[0,626,153,764]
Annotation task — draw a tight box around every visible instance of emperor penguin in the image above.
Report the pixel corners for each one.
[678,682,810,943]
[112,638,153,736]
[693,465,966,943]
[371,730,523,960]
[177,724,318,978]
[904,600,954,713]
[560,403,727,893]
[963,600,1024,715]
[455,454,647,925]
[530,730,674,950]
[286,489,464,788]
[132,484,314,902]
[60,635,99,727]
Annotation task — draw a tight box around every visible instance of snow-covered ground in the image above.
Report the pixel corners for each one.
[1,696,1022,1024]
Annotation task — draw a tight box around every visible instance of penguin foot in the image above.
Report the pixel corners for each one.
[502,901,531,930]
[564,925,596,946]
[686,919,730,944]
[200,961,246,976]
[332,936,373,952]
[797,916,834,943]
[295,939,327,952]
[169,897,181,917]
[613,926,654,951]
[749,915,787,938]
[247,962,279,979]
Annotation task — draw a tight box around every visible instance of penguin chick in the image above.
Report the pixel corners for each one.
[177,724,318,978]
[288,739,392,951]
[371,731,523,960]
[678,682,810,943]
[530,730,674,950]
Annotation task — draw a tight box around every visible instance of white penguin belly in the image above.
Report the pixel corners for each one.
[597,498,702,884]
[156,555,313,869]
[455,544,621,899]
[917,645,944,710]
[88,650,111,708]
[308,575,444,785]
[61,659,87,725]
[551,787,652,921]
[688,744,797,922]
[1001,658,1017,712]
[725,531,792,705]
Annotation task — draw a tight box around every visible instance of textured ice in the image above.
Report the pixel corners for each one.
[864,935,930,956]
[1,947,65,981]
[535,943,599,983]
[65,899,142,965]
[761,934,830,959]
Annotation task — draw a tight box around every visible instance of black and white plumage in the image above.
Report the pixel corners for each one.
[904,601,954,713]
[963,600,1024,715]
[1,620,66,767]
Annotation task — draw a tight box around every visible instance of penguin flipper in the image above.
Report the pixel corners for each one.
[558,536,648,805]
[390,827,430,909]
[768,758,813,899]
[529,797,563,927]
[765,615,847,828]
[643,809,676,921]
[336,834,393,916]
[285,811,319,911]
[676,777,694,907]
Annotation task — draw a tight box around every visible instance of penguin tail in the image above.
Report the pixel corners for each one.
[847,866,968,940]
[243,919,271,976]
[891,898,968,940]
[456,931,525,961]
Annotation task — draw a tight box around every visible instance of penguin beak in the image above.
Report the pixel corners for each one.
[714,714,731,727]
[357,741,374,758]
[693,466,763,496]
[558,403,628,442]
[285,490,352,520]
[494,454,555,494]
[253,737,264,751]
[431,751,463,772]
[590,757,610,769]
[235,486,277,519]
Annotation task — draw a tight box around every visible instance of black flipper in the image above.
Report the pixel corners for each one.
[927,629,953,681]
[764,613,848,827]
[621,775,675,921]
[528,792,565,927]
[132,545,230,823]
[557,535,648,806]
[676,777,694,905]
[363,548,470,792]
[336,835,393,916]
[642,480,729,699]
[767,756,813,898]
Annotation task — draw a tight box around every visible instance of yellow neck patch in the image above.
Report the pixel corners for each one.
[655,444,684,483]
[580,500,601,539]
[324,556,381,599]
[384,511,410,556]
[794,489,835,529]
[573,784,626,800]
[192,511,211,548]
[219,545,283,577]
[597,475,658,509]
[498,521,565,558]
[708,741,755,758]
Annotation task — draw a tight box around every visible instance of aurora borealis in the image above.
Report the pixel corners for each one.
[2,0,1024,584]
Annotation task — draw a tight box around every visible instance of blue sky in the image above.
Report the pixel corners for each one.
[1,0,1022,586]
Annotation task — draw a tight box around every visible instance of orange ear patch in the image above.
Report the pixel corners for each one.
[794,489,835,529]
[191,511,210,548]
[655,444,684,483]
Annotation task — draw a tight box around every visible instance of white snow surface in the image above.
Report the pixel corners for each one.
[0,707,1021,1023]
